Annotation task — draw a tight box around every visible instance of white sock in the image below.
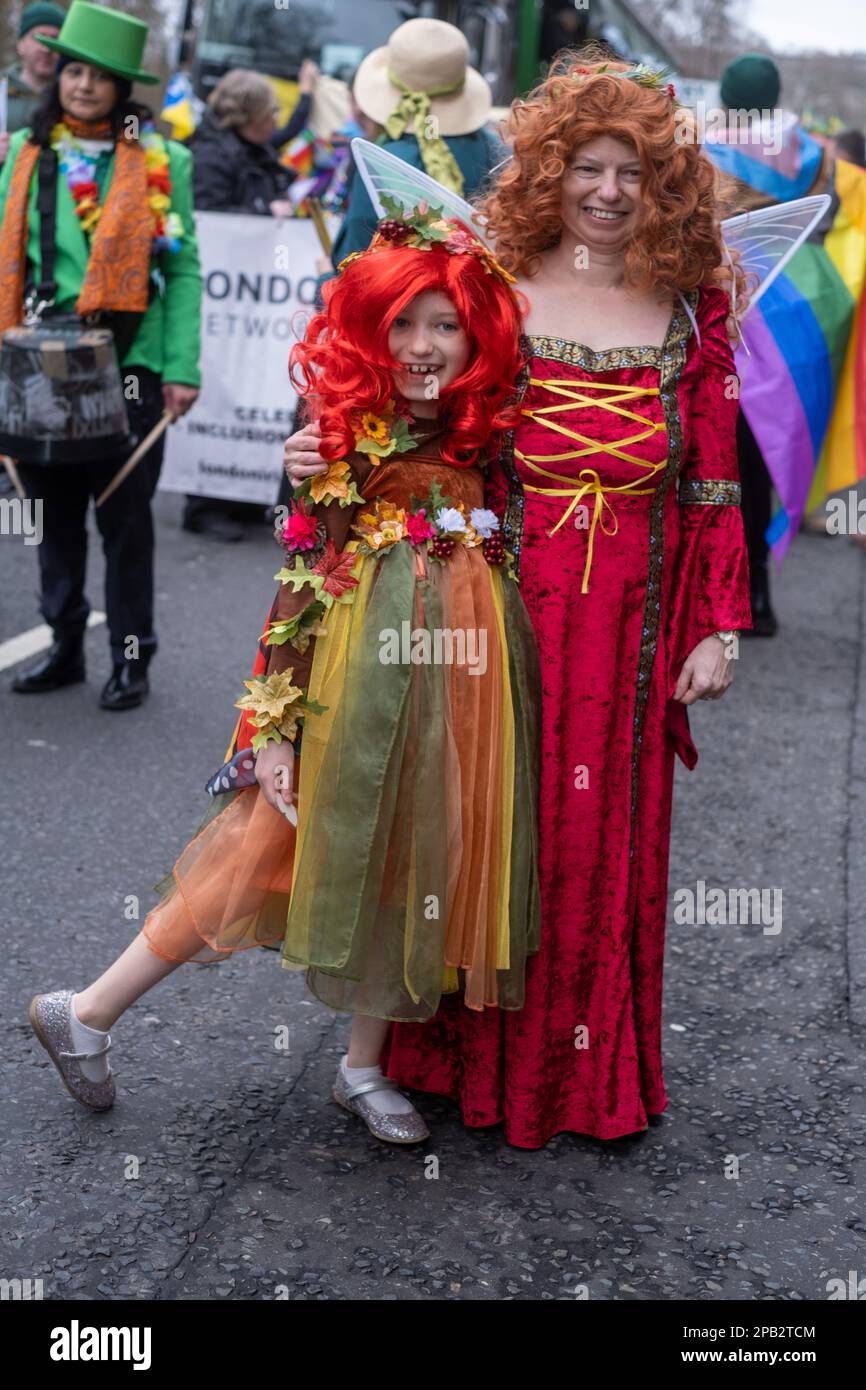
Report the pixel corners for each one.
[341,1055,414,1114]
[69,995,111,1083]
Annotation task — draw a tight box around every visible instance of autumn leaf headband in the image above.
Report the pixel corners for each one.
[337,195,516,287]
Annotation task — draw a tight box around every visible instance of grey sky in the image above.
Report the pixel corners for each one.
[746,0,866,53]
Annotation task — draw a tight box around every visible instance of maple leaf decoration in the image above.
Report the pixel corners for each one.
[311,541,360,601]
[308,459,367,508]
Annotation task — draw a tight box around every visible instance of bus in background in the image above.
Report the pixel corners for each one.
[178,0,680,108]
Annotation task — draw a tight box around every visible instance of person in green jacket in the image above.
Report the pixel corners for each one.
[0,3,66,162]
[0,1,202,711]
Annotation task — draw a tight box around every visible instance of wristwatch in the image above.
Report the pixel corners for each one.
[715,630,739,642]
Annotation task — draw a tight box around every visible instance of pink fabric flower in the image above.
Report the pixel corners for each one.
[282,502,318,551]
[405,509,436,546]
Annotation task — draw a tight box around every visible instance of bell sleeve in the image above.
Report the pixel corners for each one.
[664,285,753,768]
[667,286,752,677]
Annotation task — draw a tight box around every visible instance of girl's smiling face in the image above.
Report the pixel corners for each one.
[388,291,470,417]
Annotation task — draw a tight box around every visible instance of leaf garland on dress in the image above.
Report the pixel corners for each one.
[235,670,328,752]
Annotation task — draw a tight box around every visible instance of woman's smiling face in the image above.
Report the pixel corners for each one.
[388,291,470,414]
[560,133,644,252]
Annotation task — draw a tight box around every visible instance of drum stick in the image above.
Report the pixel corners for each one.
[1,454,26,500]
[95,410,173,509]
[308,198,332,256]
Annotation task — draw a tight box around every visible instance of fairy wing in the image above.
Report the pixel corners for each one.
[351,140,830,322]
[350,137,493,244]
[722,195,832,320]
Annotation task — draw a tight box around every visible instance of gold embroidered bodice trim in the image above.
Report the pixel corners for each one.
[679,478,742,505]
[516,379,669,592]
[526,337,668,372]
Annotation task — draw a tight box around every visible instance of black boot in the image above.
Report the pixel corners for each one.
[99,655,151,711]
[11,634,85,693]
[182,503,244,543]
[747,564,778,638]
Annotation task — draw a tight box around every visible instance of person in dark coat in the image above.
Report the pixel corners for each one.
[186,68,315,538]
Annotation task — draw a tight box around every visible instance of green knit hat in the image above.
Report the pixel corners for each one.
[720,54,781,111]
[35,0,159,84]
[19,3,66,38]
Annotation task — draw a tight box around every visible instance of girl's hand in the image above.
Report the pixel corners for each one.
[284,421,327,488]
[254,738,297,822]
[673,635,736,705]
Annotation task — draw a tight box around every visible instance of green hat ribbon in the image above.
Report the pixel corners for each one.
[383,69,466,197]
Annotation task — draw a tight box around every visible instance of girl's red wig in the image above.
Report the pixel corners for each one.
[290,243,526,467]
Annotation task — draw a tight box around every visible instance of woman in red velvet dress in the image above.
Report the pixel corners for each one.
[288,58,753,1147]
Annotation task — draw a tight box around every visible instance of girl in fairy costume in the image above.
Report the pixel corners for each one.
[29,204,541,1145]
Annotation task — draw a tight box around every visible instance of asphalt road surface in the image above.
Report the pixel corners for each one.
[1,487,864,1301]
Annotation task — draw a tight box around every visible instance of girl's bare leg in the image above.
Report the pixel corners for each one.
[73,931,222,1031]
[346,1011,391,1067]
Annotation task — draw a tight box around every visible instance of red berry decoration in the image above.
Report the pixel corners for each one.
[482,534,506,565]
[430,535,456,561]
[377,220,408,242]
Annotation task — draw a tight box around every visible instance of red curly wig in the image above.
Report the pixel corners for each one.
[289,243,526,468]
[481,53,731,295]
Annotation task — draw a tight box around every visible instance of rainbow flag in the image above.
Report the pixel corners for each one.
[707,121,866,553]
[280,128,317,176]
[806,159,866,505]
[734,238,854,553]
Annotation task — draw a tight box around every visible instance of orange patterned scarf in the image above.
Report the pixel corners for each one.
[0,115,152,337]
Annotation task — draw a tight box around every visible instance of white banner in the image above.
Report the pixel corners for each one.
[160,211,327,505]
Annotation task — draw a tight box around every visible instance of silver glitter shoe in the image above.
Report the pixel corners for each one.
[29,992,115,1111]
[333,1065,429,1144]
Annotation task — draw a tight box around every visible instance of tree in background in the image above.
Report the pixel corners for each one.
[630,0,866,129]
[0,0,171,81]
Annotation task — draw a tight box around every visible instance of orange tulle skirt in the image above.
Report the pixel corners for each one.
[142,540,540,1021]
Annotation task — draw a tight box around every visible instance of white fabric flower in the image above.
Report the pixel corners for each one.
[435,506,468,534]
[469,508,500,538]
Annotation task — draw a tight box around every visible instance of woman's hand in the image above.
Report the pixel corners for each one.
[299,60,320,95]
[284,420,327,488]
[672,634,736,705]
[255,737,297,821]
[163,383,199,420]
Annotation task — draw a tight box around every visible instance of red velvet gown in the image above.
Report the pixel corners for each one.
[382,285,752,1147]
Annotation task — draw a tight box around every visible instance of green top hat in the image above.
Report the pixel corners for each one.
[36,0,160,85]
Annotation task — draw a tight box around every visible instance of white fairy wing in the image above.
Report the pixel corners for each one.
[722,195,831,320]
[350,137,492,244]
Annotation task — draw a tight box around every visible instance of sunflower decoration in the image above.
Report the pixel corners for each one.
[352,399,420,461]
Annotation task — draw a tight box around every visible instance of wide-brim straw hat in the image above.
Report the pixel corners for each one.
[353,18,491,137]
[37,0,160,84]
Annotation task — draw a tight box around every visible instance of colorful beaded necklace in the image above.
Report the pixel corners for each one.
[49,120,183,254]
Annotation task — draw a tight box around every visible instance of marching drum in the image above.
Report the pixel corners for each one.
[0,321,131,465]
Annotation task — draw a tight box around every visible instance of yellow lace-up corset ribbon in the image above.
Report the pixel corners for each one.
[517,377,667,593]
